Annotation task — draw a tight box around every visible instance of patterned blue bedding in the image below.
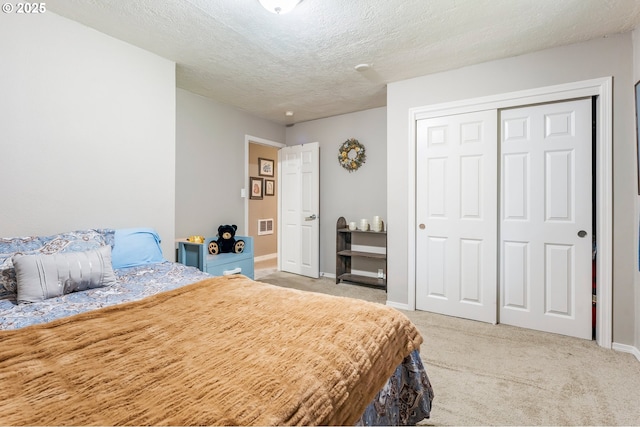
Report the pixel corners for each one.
[0,229,432,425]
[0,228,210,330]
[0,261,209,330]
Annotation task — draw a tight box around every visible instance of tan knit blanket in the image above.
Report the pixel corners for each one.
[0,275,423,426]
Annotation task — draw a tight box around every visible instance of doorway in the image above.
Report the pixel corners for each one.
[408,77,613,348]
[245,135,285,279]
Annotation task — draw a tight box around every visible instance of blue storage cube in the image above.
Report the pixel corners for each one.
[178,236,254,280]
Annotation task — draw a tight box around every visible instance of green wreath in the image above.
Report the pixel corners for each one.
[338,138,366,172]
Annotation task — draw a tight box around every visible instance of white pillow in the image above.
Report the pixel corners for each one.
[12,245,117,303]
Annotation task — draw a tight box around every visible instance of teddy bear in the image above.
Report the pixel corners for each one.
[208,224,245,255]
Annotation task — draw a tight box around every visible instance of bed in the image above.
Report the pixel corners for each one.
[0,228,433,426]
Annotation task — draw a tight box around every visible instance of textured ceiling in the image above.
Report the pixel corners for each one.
[48,0,640,125]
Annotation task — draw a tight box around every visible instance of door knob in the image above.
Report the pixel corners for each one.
[305,214,317,221]
[577,230,587,238]
[419,224,426,230]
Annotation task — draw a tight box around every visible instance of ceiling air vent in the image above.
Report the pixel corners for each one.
[258,218,274,236]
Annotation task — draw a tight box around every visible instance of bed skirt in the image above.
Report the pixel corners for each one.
[358,349,433,425]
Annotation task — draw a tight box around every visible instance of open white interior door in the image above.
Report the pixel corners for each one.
[279,142,320,278]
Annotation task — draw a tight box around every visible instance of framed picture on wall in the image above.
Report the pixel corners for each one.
[250,177,263,200]
[636,80,640,194]
[265,179,275,196]
[258,158,274,177]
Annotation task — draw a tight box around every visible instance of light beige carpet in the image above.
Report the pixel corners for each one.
[258,271,640,426]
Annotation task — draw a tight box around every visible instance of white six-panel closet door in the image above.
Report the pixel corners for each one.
[416,110,498,324]
[500,99,592,340]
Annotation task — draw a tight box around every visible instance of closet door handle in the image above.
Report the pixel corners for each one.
[305,214,317,221]
[577,230,587,238]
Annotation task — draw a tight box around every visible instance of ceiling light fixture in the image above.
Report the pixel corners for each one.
[258,0,301,14]
[354,63,371,72]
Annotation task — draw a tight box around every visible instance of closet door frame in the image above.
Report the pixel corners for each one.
[407,77,613,349]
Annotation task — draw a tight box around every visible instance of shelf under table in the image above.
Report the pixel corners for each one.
[337,273,386,289]
[337,250,386,259]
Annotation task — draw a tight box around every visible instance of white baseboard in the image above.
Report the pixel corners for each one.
[254,253,277,263]
[612,342,640,362]
[320,272,336,279]
[386,300,412,311]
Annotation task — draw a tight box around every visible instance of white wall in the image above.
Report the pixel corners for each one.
[0,12,177,257]
[286,107,387,276]
[632,28,640,356]
[175,89,285,245]
[387,33,637,346]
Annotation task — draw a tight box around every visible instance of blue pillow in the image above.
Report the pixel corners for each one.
[111,228,165,269]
